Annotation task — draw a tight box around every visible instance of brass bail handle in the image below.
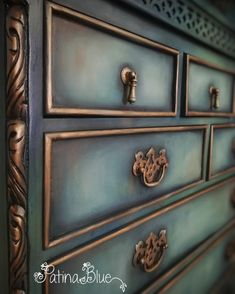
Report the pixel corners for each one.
[133,230,168,273]
[121,67,138,104]
[132,147,168,188]
[209,86,220,109]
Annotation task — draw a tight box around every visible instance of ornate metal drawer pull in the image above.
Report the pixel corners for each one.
[209,86,220,109]
[133,230,168,272]
[132,147,168,187]
[121,66,137,104]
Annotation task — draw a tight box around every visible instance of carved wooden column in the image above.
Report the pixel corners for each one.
[6,0,28,293]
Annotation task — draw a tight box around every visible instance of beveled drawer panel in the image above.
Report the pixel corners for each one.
[44,125,207,248]
[185,54,235,117]
[209,124,235,179]
[44,179,235,294]
[156,228,235,294]
[45,2,179,116]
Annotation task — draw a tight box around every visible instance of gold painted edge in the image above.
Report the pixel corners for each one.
[186,112,235,117]
[44,200,235,294]
[188,54,235,76]
[143,218,235,294]
[44,125,208,248]
[184,54,235,117]
[45,1,179,117]
[45,125,208,140]
[47,177,235,264]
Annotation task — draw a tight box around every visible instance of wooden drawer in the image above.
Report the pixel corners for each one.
[44,179,235,294]
[185,55,235,117]
[209,124,235,179]
[211,265,235,293]
[44,125,207,248]
[157,228,235,294]
[45,2,179,117]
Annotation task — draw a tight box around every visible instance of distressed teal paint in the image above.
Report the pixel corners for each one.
[188,62,234,113]
[50,129,204,241]
[165,232,235,294]
[211,127,235,176]
[48,183,235,293]
[52,13,176,111]
[25,0,235,293]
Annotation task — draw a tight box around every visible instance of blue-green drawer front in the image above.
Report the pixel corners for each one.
[186,55,235,116]
[162,231,235,294]
[44,126,206,248]
[44,179,235,294]
[209,124,235,179]
[45,2,179,116]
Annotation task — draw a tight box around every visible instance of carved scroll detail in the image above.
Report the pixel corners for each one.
[133,230,168,272]
[128,0,235,58]
[6,1,28,293]
[133,147,168,187]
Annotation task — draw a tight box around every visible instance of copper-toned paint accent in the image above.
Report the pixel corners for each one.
[6,1,28,293]
[43,176,235,265]
[184,54,235,117]
[133,147,168,188]
[44,215,235,294]
[208,123,235,180]
[44,125,208,248]
[133,230,168,272]
[45,1,179,117]
[143,218,235,294]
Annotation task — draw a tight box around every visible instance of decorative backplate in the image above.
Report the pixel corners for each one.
[133,230,168,272]
[133,147,168,187]
[6,0,28,293]
[121,0,235,58]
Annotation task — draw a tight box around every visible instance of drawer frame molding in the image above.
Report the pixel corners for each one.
[184,54,235,117]
[44,177,235,294]
[143,218,235,294]
[5,0,29,293]
[44,125,207,248]
[208,123,235,180]
[45,1,179,117]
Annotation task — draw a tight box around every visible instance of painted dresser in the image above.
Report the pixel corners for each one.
[1,0,235,293]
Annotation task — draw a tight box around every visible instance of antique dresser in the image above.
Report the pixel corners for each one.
[1,0,235,293]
